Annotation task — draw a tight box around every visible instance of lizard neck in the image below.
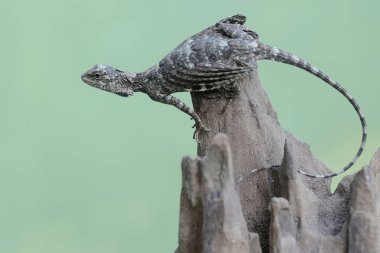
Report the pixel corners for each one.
[128,65,163,95]
[122,71,146,93]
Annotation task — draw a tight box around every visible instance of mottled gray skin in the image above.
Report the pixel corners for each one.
[81,14,366,179]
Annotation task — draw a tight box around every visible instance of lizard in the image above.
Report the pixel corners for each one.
[81,14,367,179]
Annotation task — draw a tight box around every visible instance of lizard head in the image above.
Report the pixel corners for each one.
[81,64,137,97]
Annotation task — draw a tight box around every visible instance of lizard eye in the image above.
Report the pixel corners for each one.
[94,73,101,78]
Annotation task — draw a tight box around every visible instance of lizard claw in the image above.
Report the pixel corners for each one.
[193,125,211,143]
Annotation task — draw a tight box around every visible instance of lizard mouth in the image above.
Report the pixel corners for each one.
[81,74,95,87]
[81,74,89,83]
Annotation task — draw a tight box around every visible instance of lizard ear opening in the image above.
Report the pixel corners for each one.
[123,71,137,84]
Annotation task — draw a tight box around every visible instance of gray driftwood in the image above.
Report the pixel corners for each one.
[175,70,380,253]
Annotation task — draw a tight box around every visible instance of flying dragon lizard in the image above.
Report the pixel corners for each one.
[81,14,367,179]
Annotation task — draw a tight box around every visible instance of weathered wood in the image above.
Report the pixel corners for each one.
[176,133,380,253]
[269,197,298,253]
[191,70,286,251]
[176,134,261,253]
[348,149,380,253]
[172,69,380,253]
[190,70,332,251]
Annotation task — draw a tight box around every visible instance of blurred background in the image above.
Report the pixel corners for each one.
[0,0,379,252]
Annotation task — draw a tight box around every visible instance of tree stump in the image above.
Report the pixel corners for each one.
[175,69,380,253]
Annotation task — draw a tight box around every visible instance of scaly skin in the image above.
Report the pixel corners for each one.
[81,14,367,179]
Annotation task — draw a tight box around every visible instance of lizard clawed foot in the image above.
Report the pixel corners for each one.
[192,124,211,143]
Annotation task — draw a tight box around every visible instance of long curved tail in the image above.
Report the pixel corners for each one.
[256,42,367,179]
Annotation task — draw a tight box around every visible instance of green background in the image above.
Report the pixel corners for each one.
[1,0,379,252]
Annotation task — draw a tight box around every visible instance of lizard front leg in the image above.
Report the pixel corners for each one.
[151,93,211,142]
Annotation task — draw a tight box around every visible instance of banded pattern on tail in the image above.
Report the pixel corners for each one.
[257,42,367,179]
